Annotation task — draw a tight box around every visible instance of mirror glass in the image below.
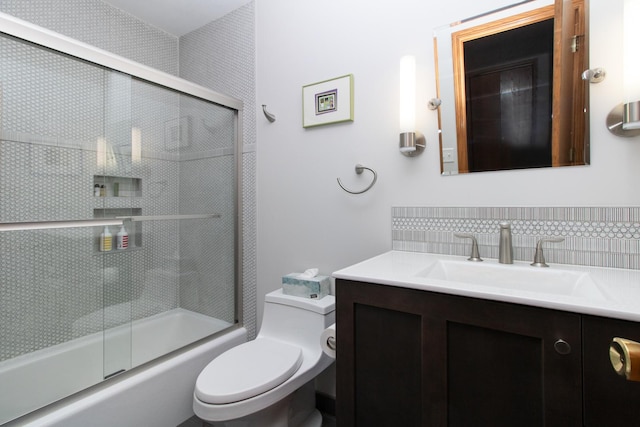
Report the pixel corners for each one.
[434,0,589,175]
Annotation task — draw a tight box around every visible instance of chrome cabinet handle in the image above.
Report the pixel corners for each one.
[554,339,571,355]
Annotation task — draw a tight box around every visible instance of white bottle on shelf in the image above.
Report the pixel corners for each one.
[116,225,129,250]
[100,226,112,251]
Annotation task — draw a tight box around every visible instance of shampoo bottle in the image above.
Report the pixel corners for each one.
[100,226,112,251]
[116,225,129,250]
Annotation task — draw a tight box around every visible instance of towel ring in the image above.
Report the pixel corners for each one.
[337,164,377,194]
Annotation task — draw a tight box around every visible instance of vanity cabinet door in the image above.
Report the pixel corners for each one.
[435,289,582,427]
[583,315,640,425]
[336,279,428,426]
[336,279,583,427]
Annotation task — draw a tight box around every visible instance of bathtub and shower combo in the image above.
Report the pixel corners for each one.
[0,12,246,426]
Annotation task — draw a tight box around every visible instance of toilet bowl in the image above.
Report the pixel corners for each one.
[193,289,335,426]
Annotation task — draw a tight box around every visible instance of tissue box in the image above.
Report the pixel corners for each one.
[282,273,331,299]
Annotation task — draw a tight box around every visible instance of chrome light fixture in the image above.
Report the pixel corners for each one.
[399,55,425,156]
[607,0,640,137]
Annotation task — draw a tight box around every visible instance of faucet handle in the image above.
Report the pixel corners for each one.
[454,233,483,262]
[531,237,564,267]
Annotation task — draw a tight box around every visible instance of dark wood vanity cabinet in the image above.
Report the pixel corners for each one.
[335,279,583,427]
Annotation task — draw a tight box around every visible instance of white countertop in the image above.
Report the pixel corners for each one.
[333,251,640,322]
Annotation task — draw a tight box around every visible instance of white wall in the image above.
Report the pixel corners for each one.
[255,0,638,394]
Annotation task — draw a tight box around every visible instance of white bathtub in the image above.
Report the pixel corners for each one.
[1,308,246,426]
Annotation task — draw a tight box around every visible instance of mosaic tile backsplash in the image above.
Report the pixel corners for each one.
[392,207,640,270]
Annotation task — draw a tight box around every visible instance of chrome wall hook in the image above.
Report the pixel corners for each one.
[337,164,377,194]
[262,104,276,122]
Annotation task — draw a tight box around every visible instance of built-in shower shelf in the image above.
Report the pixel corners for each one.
[94,199,143,210]
[93,175,142,198]
[92,246,143,255]
[93,208,142,252]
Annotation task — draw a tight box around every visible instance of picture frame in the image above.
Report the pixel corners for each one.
[302,74,354,128]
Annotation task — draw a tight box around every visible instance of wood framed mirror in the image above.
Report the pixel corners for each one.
[435,0,589,175]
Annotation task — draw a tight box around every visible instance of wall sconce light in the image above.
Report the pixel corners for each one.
[96,137,106,168]
[131,127,142,163]
[96,137,117,170]
[399,55,425,156]
[607,0,640,137]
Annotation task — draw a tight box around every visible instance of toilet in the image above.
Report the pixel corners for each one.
[193,289,336,426]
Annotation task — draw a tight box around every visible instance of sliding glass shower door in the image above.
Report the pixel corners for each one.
[0,21,240,424]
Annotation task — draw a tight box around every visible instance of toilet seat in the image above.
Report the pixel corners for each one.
[195,338,303,405]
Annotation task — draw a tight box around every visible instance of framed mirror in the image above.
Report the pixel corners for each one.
[434,0,589,175]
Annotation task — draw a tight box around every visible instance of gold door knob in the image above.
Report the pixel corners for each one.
[610,337,640,381]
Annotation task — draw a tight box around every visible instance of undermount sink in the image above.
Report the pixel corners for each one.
[417,259,609,301]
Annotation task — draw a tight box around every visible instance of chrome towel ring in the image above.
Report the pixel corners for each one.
[337,164,377,194]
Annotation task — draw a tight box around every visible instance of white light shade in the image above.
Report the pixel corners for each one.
[399,55,416,133]
[131,127,142,163]
[97,137,106,168]
[623,0,640,129]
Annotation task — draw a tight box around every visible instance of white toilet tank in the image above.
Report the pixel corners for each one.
[258,289,335,349]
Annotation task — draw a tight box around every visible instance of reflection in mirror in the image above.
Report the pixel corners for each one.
[434,0,589,175]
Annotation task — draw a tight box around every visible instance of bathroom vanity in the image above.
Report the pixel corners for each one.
[333,251,640,426]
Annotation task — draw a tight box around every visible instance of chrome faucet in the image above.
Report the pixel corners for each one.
[498,222,513,264]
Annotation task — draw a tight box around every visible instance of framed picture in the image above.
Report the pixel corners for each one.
[302,74,354,128]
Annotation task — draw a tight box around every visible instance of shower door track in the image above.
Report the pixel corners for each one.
[0,13,242,111]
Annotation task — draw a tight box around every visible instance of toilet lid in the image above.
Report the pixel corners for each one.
[195,338,303,404]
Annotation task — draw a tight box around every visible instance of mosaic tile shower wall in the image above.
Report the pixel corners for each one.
[177,93,237,325]
[0,0,178,75]
[393,207,640,270]
[179,1,257,339]
[0,2,253,361]
[0,36,185,361]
